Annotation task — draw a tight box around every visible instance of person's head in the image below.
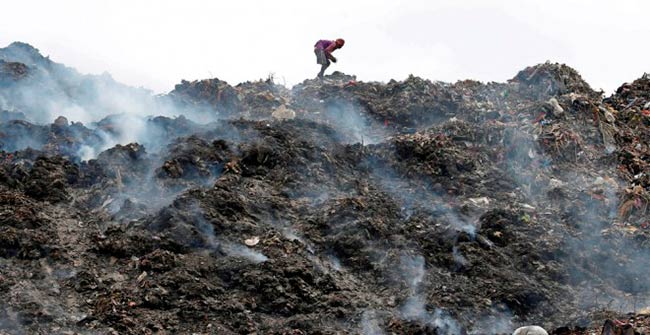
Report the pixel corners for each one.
[335,38,345,48]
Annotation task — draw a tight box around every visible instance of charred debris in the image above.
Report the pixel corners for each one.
[1,42,650,334]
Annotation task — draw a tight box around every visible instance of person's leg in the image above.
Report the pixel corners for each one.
[315,49,322,64]
[318,62,329,79]
[316,49,329,79]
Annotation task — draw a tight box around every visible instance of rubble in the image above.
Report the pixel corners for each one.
[1,42,650,334]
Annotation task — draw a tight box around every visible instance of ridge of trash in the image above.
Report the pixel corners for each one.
[1,42,650,334]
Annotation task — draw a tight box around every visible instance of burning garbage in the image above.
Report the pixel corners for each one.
[1,41,650,334]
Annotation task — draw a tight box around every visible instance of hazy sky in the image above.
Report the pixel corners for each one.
[1,0,648,93]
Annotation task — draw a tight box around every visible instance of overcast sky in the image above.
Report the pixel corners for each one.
[1,0,648,93]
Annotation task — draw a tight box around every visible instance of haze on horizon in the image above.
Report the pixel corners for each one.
[1,0,648,94]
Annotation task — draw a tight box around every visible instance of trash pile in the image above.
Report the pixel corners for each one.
[1,43,650,334]
[603,75,650,229]
[0,60,28,83]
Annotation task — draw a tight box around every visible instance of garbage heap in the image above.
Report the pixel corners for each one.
[1,42,650,335]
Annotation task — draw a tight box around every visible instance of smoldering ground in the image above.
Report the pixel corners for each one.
[3,41,650,334]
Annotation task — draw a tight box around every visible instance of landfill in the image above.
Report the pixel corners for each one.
[1,41,650,334]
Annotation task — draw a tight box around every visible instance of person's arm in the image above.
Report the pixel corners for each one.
[325,44,338,62]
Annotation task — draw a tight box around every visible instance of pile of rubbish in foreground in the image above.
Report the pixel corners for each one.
[1,41,650,334]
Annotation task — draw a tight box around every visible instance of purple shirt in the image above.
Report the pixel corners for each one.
[314,40,334,50]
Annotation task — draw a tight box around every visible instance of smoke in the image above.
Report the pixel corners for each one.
[451,245,468,268]
[326,253,342,272]
[76,145,97,162]
[0,307,24,335]
[191,203,268,263]
[321,100,388,145]
[488,90,650,317]
[397,253,462,335]
[96,157,186,220]
[193,207,219,249]
[6,69,160,125]
[5,42,649,332]
[221,242,268,263]
[468,308,514,335]
[368,157,476,235]
[2,279,90,334]
[0,43,234,162]
[400,254,425,295]
[560,171,650,313]
[0,121,49,152]
[361,310,385,335]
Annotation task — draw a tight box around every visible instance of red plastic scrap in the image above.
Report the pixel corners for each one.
[641,110,650,116]
[613,319,628,327]
[343,80,357,88]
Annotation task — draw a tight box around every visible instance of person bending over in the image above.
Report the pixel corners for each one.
[314,38,345,79]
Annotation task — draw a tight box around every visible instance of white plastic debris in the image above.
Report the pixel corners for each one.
[244,236,260,247]
[548,97,564,117]
[548,178,564,189]
[271,105,296,120]
[512,325,548,335]
[520,203,536,213]
[528,148,536,159]
[604,109,616,123]
[468,197,490,206]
